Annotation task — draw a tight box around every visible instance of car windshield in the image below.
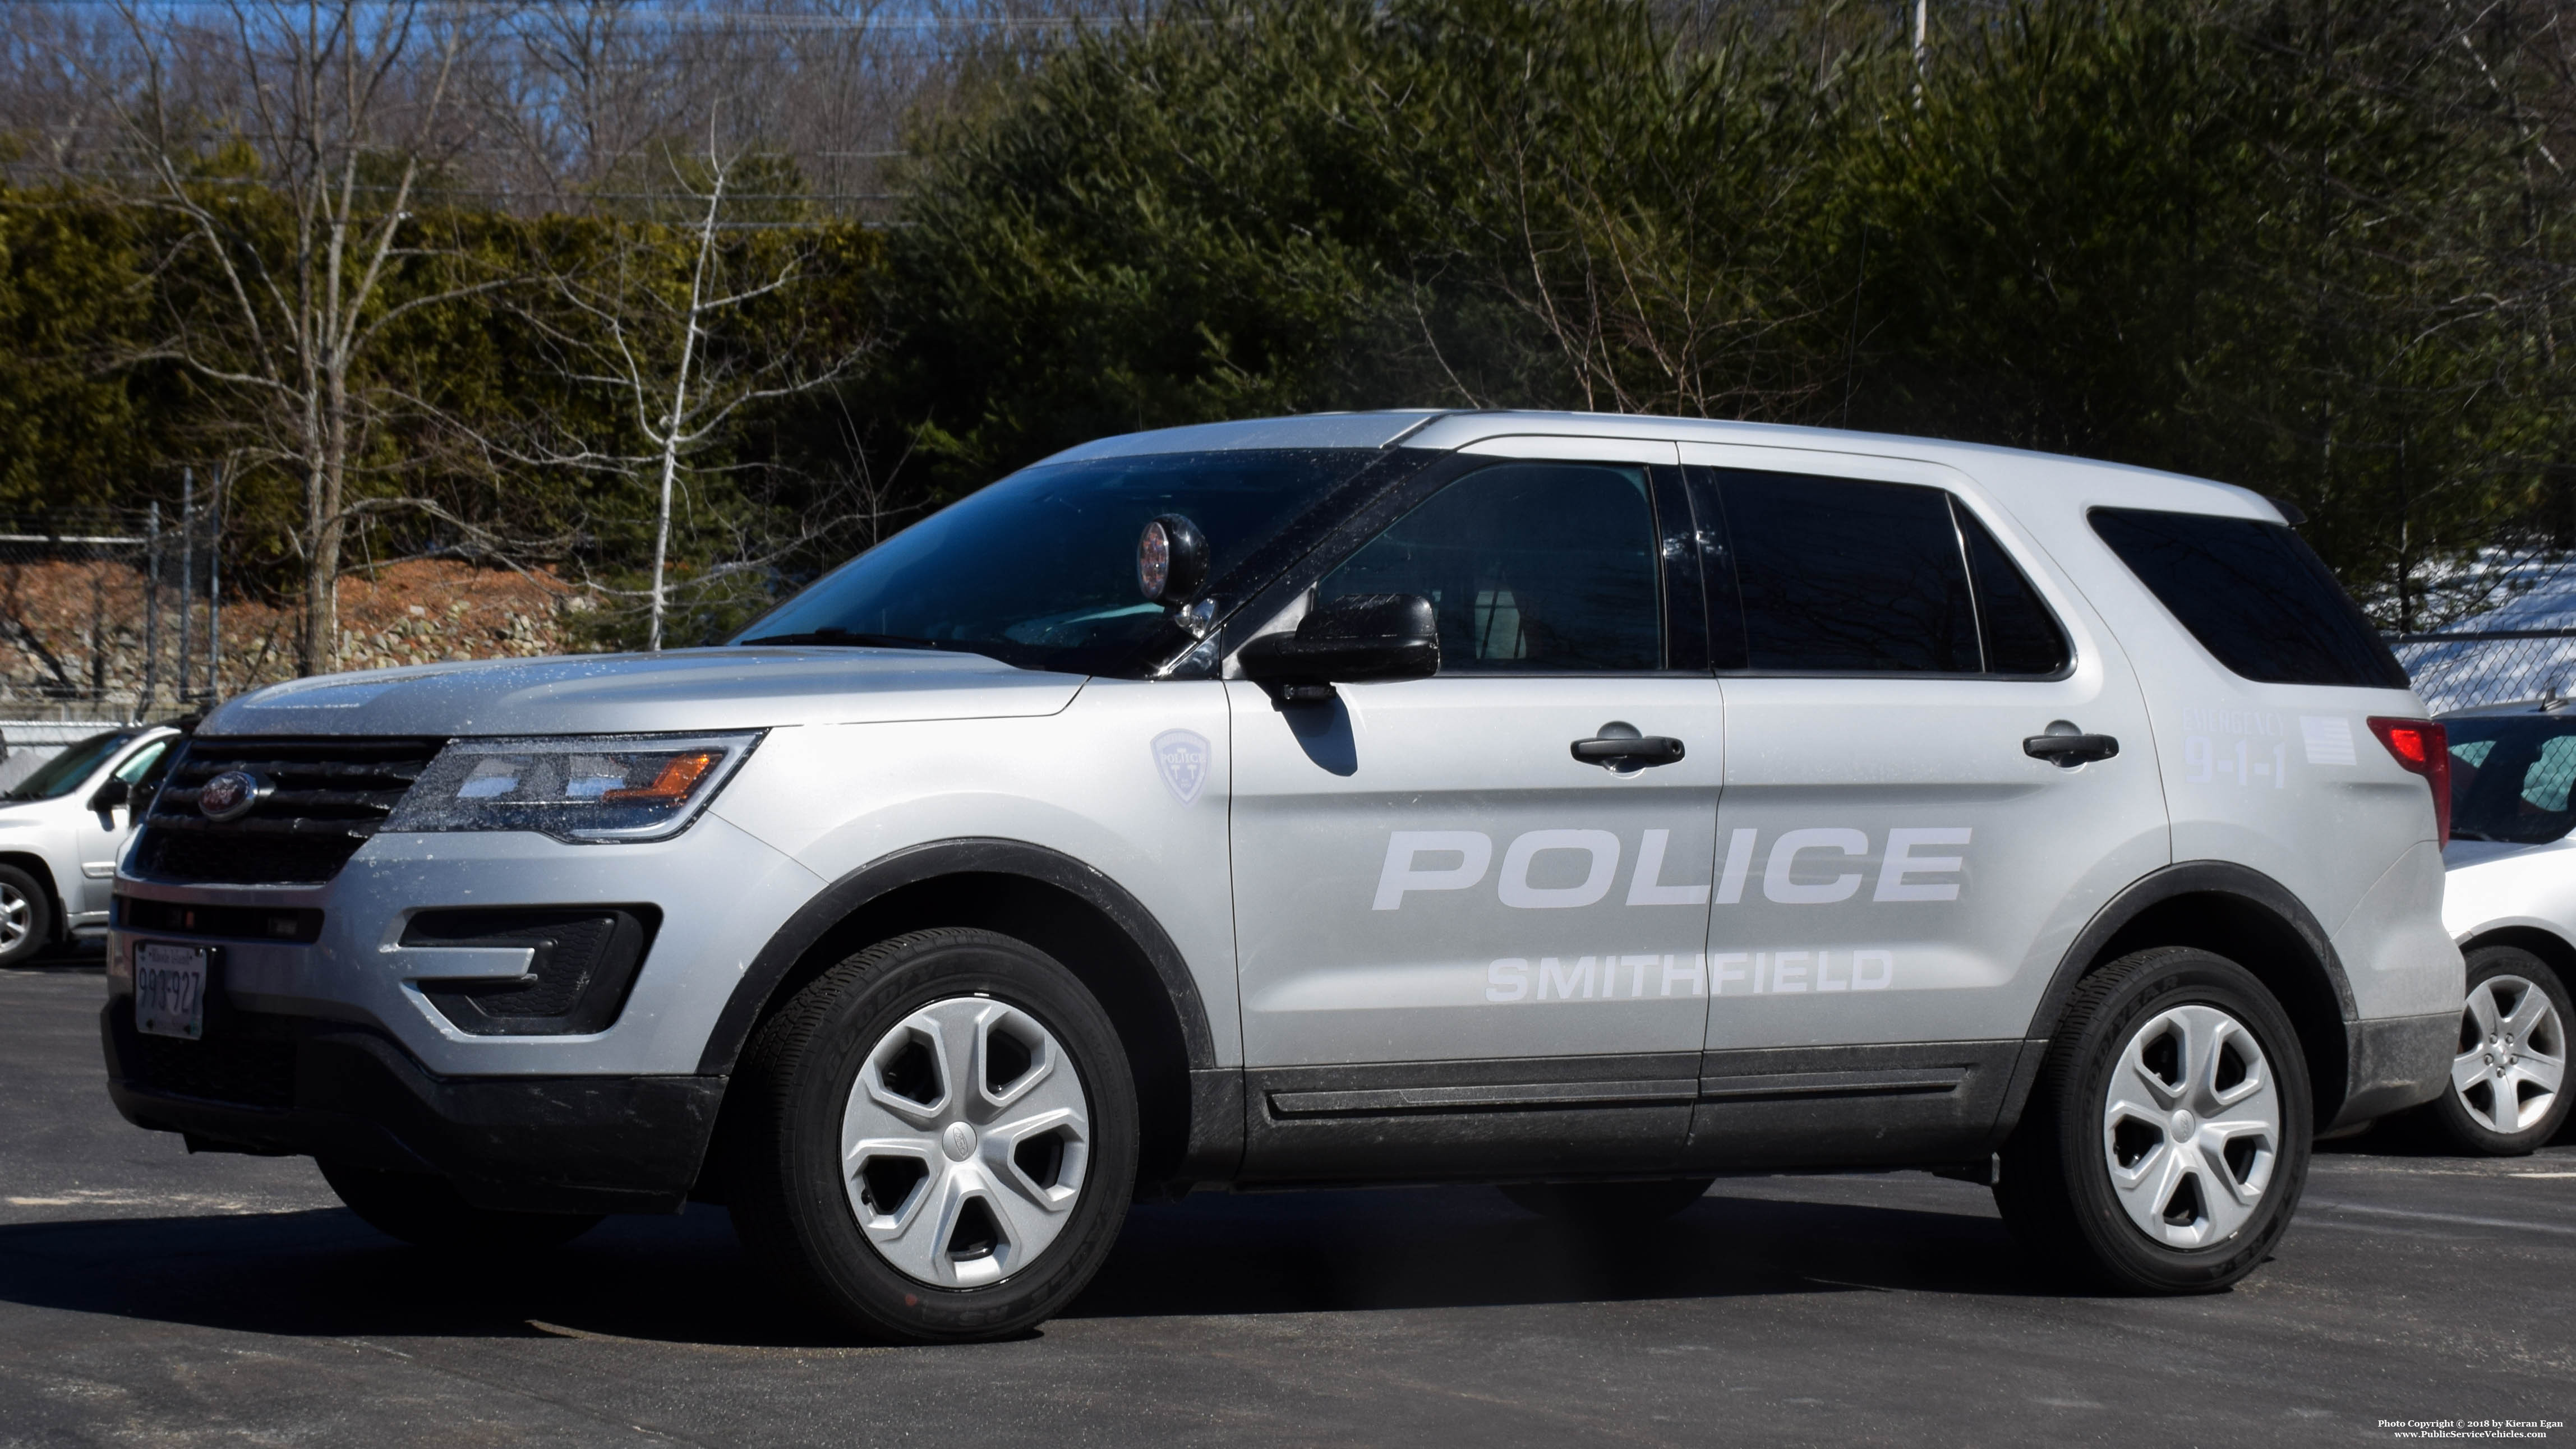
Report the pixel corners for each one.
[735,449,1384,674]
[2447,714,2576,844]
[3,730,139,802]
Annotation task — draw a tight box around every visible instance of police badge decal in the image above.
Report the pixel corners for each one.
[1150,730,1210,805]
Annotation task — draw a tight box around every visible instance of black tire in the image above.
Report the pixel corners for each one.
[319,1160,602,1252]
[1995,947,2312,1294]
[725,927,1139,1343]
[1500,1178,1715,1226]
[2421,944,2572,1156]
[0,864,53,967]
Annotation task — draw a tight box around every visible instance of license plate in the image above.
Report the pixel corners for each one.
[135,943,210,1040]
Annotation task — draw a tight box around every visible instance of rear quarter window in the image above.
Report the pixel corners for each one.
[2089,507,2408,689]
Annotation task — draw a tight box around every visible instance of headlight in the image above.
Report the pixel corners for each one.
[382,732,761,843]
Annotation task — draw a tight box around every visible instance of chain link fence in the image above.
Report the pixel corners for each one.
[2389,630,2576,716]
[0,504,222,726]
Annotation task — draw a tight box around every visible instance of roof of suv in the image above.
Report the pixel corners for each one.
[1034,410,2286,525]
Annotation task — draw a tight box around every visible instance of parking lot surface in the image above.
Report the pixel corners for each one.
[2,959,2568,1448]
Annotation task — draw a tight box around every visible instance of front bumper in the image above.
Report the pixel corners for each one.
[2334,1011,2456,1128]
[100,815,820,1211]
[102,998,721,1213]
[108,814,821,1078]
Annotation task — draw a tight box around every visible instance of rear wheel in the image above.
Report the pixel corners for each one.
[1996,947,2310,1294]
[319,1160,601,1252]
[2422,945,2570,1155]
[0,865,52,967]
[725,928,1138,1342]
[1500,1178,1715,1226]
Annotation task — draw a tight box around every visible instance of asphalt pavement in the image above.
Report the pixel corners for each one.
[2,957,2569,1447]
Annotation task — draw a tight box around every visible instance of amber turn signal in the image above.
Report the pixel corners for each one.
[602,750,718,804]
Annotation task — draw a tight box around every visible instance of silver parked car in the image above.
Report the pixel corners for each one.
[0,724,180,966]
[103,412,2460,1340]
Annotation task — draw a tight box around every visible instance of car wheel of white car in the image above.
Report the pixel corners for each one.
[0,865,52,967]
[1996,947,2312,1294]
[726,927,1138,1342]
[2423,945,2571,1156]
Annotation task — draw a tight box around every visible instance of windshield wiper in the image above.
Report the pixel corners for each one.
[2446,827,2502,842]
[738,629,946,650]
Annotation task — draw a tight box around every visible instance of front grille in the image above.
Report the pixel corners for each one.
[132,737,441,885]
[127,1030,298,1109]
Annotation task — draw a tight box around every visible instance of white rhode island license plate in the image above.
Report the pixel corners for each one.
[134,943,210,1040]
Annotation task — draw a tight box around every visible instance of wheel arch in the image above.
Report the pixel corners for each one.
[2010,861,2356,1134]
[697,838,1233,1191]
[2454,923,2576,987]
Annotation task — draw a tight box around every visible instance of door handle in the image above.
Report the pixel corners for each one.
[2024,721,2119,767]
[1572,722,1685,768]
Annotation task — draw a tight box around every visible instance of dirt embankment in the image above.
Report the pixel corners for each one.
[0,557,605,713]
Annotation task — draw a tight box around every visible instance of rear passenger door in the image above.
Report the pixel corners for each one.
[1681,448,2169,1166]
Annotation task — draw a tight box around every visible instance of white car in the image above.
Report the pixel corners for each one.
[2430,700,2575,1152]
[102,412,2459,1340]
[0,725,181,966]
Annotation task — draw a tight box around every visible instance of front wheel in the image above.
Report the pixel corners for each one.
[1996,947,2311,1294]
[0,865,53,967]
[2422,945,2570,1155]
[725,928,1139,1342]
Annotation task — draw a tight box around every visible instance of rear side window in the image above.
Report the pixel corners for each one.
[1718,472,1978,672]
[1707,470,2068,676]
[2089,508,2407,689]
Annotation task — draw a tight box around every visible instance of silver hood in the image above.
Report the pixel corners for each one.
[200,646,1087,739]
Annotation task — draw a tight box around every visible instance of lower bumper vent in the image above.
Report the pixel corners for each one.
[403,906,658,1036]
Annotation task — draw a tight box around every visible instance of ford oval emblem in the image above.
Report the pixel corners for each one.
[197,770,268,823]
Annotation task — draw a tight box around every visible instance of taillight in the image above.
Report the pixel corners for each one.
[2367,717,2451,847]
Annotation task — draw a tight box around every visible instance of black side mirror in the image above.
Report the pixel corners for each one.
[87,777,130,813]
[1239,593,1440,704]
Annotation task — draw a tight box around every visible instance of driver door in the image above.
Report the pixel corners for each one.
[1226,444,1725,1180]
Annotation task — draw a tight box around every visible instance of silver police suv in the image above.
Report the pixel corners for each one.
[104,412,2462,1339]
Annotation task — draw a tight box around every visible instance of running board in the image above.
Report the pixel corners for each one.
[1268,1078,1698,1119]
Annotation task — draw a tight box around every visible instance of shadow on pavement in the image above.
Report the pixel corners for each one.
[2316,1109,2576,1154]
[0,1182,2053,1348]
[1065,1185,2052,1318]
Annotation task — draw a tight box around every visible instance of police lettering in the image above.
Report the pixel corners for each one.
[1375,827,1970,911]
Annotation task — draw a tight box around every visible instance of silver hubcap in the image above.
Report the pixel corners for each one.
[840,996,1091,1288]
[0,884,27,950]
[2102,1004,2282,1249]
[2451,974,2566,1136]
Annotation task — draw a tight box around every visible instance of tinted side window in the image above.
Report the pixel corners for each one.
[1321,462,1662,672]
[2445,717,2576,844]
[1957,507,2070,675]
[2089,508,2407,689]
[1717,471,1979,673]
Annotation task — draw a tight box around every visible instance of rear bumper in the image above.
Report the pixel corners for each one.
[2333,1011,2455,1129]
[101,1001,722,1214]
